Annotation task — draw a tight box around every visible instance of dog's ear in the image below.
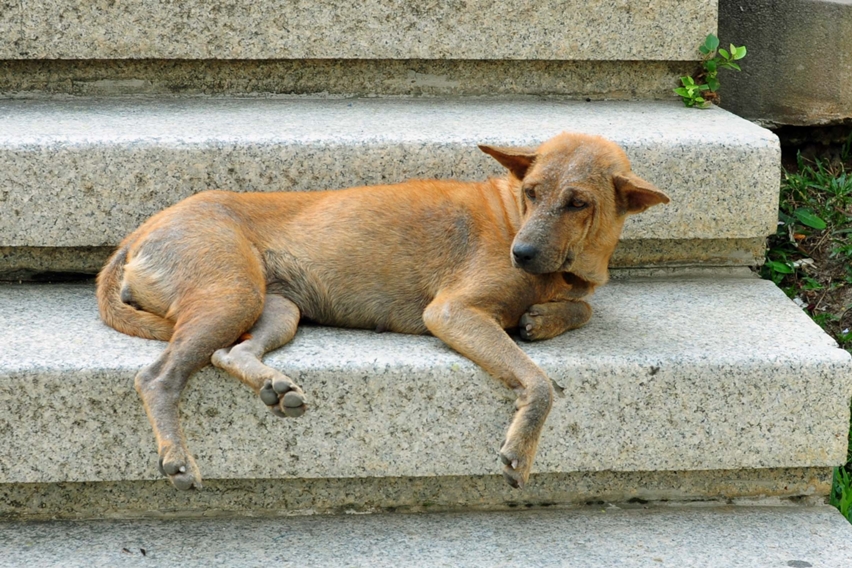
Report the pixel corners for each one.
[478,145,537,180]
[614,173,670,214]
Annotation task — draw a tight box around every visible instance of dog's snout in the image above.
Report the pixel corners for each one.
[512,243,539,266]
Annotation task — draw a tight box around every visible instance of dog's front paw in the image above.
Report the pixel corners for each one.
[498,440,534,489]
[519,306,549,341]
[519,301,591,341]
[158,445,202,491]
[259,378,307,418]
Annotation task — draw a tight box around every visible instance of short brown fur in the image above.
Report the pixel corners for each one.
[97,132,669,490]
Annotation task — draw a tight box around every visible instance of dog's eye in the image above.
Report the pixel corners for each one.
[566,199,588,210]
[524,187,537,201]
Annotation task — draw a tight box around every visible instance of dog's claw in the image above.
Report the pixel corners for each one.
[511,459,518,470]
[503,470,521,489]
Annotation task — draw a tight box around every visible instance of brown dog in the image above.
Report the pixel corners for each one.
[97,132,669,490]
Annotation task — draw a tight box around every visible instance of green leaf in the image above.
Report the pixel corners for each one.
[699,45,710,55]
[734,45,747,59]
[704,34,720,52]
[673,88,691,97]
[681,76,695,86]
[794,209,827,230]
[705,59,717,73]
[778,211,795,225]
[707,77,720,91]
[727,62,742,72]
[766,260,794,274]
[719,48,731,59]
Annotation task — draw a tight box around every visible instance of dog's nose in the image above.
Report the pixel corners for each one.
[512,243,539,266]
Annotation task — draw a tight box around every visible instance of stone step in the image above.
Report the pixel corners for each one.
[3,506,851,567]
[0,98,778,276]
[0,1,715,61]
[1,275,849,516]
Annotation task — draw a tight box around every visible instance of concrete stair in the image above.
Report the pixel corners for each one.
[0,98,777,277]
[3,0,852,561]
[1,274,850,519]
[3,506,852,567]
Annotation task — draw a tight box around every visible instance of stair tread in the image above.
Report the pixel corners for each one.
[0,98,778,248]
[1,276,849,483]
[2,506,850,567]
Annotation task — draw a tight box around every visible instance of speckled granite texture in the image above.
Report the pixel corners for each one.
[0,59,696,98]
[1,277,849,484]
[0,1,716,60]
[0,98,780,250]
[3,507,852,568]
[0,468,832,521]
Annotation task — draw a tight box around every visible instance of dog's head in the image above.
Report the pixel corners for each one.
[479,132,670,285]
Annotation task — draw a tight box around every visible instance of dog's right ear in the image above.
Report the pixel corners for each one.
[478,145,537,180]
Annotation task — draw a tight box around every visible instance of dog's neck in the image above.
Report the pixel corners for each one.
[491,177,525,236]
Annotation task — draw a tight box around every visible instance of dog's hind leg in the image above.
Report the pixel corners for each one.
[136,291,264,490]
[423,296,554,489]
[211,294,307,418]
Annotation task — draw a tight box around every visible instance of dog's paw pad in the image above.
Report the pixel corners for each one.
[519,311,544,341]
[261,379,307,418]
[158,451,202,491]
[259,381,280,405]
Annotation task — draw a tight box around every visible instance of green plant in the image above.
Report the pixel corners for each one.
[761,151,852,522]
[674,34,747,108]
[832,467,852,522]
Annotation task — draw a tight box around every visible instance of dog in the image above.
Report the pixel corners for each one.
[96,132,669,490]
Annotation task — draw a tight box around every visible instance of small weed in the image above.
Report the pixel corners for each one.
[675,34,747,108]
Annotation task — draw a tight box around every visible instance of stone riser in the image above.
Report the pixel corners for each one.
[0,1,715,60]
[0,59,695,99]
[0,469,832,521]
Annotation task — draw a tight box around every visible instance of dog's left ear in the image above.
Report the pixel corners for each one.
[478,145,537,180]
[614,173,670,214]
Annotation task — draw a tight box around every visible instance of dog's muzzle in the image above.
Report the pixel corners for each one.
[512,242,540,270]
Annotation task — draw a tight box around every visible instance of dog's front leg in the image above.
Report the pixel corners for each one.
[423,298,554,489]
[519,300,592,341]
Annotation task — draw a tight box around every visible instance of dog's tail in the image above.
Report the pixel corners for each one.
[96,246,174,341]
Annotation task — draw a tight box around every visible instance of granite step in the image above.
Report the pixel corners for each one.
[3,506,852,567]
[0,98,778,277]
[1,274,849,517]
[0,1,715,61]
[0,0,714,97]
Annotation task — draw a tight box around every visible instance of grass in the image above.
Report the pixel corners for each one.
[760,137,852,521]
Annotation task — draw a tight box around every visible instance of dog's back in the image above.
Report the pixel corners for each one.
[98,178,529,338]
